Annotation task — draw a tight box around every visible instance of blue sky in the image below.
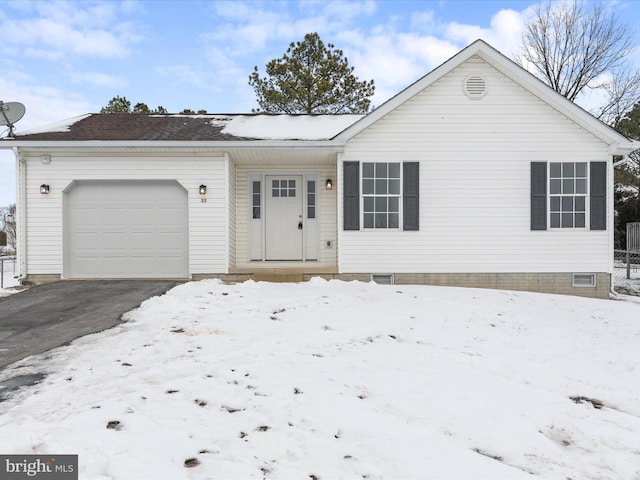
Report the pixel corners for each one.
[1,0,639,206]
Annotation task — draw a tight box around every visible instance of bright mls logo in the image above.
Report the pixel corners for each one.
[1,455,77,479]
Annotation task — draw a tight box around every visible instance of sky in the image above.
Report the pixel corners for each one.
[1,0,640,207]
[0,278,639,478]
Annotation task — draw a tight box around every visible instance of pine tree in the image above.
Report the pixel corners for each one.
[249,32,375,114]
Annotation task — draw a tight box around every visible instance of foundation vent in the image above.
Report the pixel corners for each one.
[371,274,394,285]
[463,74,487,99]
[572,273,596,287]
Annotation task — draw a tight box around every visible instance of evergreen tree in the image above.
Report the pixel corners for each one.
[614,102,640,248]
[249,32,375,114]
[100,95,131,113]
[133,102,151,113]
[100,97,192,114]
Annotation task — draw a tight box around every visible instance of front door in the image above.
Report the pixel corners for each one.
[265,176,303,260]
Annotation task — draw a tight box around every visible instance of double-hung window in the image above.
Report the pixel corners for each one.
[362,162,401,229]
[530,161,606,231]
[549,162,587,228]
[343,161,419,231]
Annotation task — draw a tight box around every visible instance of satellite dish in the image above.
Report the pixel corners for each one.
[0,101,26,137]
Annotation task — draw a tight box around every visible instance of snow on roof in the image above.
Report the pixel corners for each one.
[208,114,364,140]
[17,114,92,136]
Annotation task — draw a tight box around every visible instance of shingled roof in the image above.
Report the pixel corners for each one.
[5,113,363,142]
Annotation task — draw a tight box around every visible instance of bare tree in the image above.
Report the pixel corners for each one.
[1,203,16,253]
[518,0,640,125]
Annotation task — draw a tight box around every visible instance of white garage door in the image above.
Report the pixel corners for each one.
[64,180,188,279]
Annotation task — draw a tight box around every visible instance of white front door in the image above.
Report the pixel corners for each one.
[265,176,303,260]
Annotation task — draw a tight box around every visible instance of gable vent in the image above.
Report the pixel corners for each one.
[463,74,487,99]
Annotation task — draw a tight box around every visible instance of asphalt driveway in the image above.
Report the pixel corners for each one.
[0,280,178,371]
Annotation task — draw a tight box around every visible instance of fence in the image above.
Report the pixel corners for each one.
[0,256,18,289]
[613,250,640,295]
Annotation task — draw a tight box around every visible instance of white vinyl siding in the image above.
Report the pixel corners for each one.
[339,56,612,274]
[21,152,228,277]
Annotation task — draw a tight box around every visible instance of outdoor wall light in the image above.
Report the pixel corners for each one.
[199,184,207,195]
[325,179,333,190]
[40,184,50,195]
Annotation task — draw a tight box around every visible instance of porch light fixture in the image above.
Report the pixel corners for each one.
[199,184,207,195]
[40,184,50,195]
[325,179,333,190]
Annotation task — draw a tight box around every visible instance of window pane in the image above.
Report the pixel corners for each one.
[388,213,399,228]
[563,179,574,194]
[308,206,315,219]
[272,180,278,188]
[280,180,287,188]
[575,196,585,212]
[375,163,387,177]
[364,213,374,228]
[272,189,279,197]
[550,179,561,194]
[375,197,387,212]
[389,163,400,178]
[363,163,374,178]
[253,194,260,206]
[253,207,260,219]
[561,196,573,211]
[551,213,561,228]
[363,179,374,194]
[575,213,585,228]
[289,180,296,188]
[575,179,587,194]
[575,162,587,177]
[562,213,573,228]
[550,163,562,177]
[389,179,400,195]
[375,213,387,228]
[289,189,295,197]
[562,163,574,177]
[550,197,560,211]
[375,179,387,194]
[253,181,261,194]
[307,181,315,193]
[281,189,288,198]
[388,197,399,212]
[364,196,374,212]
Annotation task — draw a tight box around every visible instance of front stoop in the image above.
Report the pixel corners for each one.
[251,273,305,283]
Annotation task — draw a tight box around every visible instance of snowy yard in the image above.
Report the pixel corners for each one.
[0,279,639,479]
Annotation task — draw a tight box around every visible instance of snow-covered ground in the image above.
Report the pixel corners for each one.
[0,279,639,479]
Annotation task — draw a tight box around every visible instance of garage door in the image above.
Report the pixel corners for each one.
[64,180,188,278]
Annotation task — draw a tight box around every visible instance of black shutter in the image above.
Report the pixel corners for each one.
[590,161,606,230]
[403,162,419,230]
[531,162,547,230]
[343,161,360,230]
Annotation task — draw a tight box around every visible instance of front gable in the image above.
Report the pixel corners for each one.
[336,40,631,153]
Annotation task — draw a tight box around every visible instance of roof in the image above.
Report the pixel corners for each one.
[335,39,634,153]
[2,39,633,154]
[3,113,363,142]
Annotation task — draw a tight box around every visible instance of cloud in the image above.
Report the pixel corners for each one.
[444,9,526,57]
[69,72,127,89]
[0,1,144,59]
[0,71,94,130]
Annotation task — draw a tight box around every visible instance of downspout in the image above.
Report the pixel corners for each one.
[14,147,27,282]
[223,151,230,275]
[609,154,615,296]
